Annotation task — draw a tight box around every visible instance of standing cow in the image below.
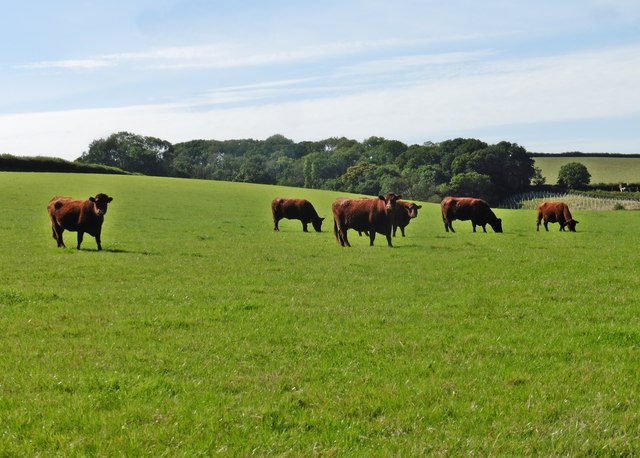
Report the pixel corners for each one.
[272,198,325,232]
[48,193,113,250]
[441,196,502,233]
[393,201,422,237]
[536,201,579,232]
[332,192,401,247]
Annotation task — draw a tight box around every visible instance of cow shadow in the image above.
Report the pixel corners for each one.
[393,243,421,249]
[89,248,157,255]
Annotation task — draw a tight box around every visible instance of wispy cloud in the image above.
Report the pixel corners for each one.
[22,59,113,69]
[5,41,640,158]
[20,39,415,71]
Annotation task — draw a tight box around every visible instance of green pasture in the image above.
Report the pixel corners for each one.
[533,156,640,185]
[1,172,639,456]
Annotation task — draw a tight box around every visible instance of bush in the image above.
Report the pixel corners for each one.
[0,154,130,174]
[558,162,591,189]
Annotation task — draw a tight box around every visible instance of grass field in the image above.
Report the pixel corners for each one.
[1,172,639,455]
[533,156,640,185]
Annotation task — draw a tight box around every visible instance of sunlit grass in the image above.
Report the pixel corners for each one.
[1,172,639,455]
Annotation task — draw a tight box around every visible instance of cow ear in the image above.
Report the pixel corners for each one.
[378,195,385,200]
[574,220,579,224]
[417,205,422,209]
[320,217,325,221]
[396,195,402,200]
[108,197,113,203]
[89,197,96,202]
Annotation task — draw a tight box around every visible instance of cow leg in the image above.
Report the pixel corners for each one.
[273,216,280,231]
[335,220,350,247]
[392,225,397,237]
[384,232,393,247]
[77,231,85,250]
[544,221,549,232]
[400,227,406,237]
[54,226,65,247]
[368,229,376,246]
[333,220,340,243]
[472,223,477,232]
[444,216,454,232]
[482,224,487,233]
[95,231,102,250]
[341,227,351,247]
[302,222,308,232]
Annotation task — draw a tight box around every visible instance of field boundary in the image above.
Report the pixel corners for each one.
[498,191,640,210]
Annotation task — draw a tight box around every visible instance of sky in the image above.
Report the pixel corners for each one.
[1,0,640,161]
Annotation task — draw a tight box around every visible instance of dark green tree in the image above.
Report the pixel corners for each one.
[439,172,494,201]
[363,137,407,165]
[235,153,274,184]
[78,131,173,176]
[401,165,444,201]
[558,162,591,189]
[531,166,546,187]
[339,162,380,195]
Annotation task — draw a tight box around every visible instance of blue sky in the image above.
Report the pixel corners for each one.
[2,0,640,160]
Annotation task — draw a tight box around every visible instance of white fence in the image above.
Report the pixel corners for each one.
[498,191,640,211]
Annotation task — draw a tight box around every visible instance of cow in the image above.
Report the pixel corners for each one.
[332,192,401,247]
[272,197,325,232]
[536,201,579,232]
[441,196,502,233]
[393,200,422,237]
[48,193,113,250]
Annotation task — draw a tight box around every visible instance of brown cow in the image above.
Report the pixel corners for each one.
[393,200,422,237]
[48,193,113,250]
[332,192,401,247]
[536,201,578,232]
[441,196,502,233]
[272,198,325,232]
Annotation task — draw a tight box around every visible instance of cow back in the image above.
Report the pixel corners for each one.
[442,196,502,232]
[538,201,567,221]
[333,197,394,234]
[48,196,105,235]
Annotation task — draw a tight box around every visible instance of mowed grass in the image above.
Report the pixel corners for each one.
[533,156,640,185]
[1,171,639,456]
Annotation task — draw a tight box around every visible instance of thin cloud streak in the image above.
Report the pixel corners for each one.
[20,39,416,71]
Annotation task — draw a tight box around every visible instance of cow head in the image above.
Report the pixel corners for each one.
[405,203,422,218]
[89,193,113,216]
[490,218,503,233]
[567,219,579,232]
[312,217,325,232]
[378,192,402,212]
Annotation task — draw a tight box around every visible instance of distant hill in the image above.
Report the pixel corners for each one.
[532,155,640,185]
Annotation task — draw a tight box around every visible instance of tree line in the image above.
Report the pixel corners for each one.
[0,154,130,175]
[77,132,545,204]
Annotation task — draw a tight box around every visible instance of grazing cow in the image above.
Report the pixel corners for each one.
[272,197,325,232]
[441,196,502,233]
[393,200,422,237]
[48,193,113,250]
[536,201,579,232]
[332,192,401,247]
